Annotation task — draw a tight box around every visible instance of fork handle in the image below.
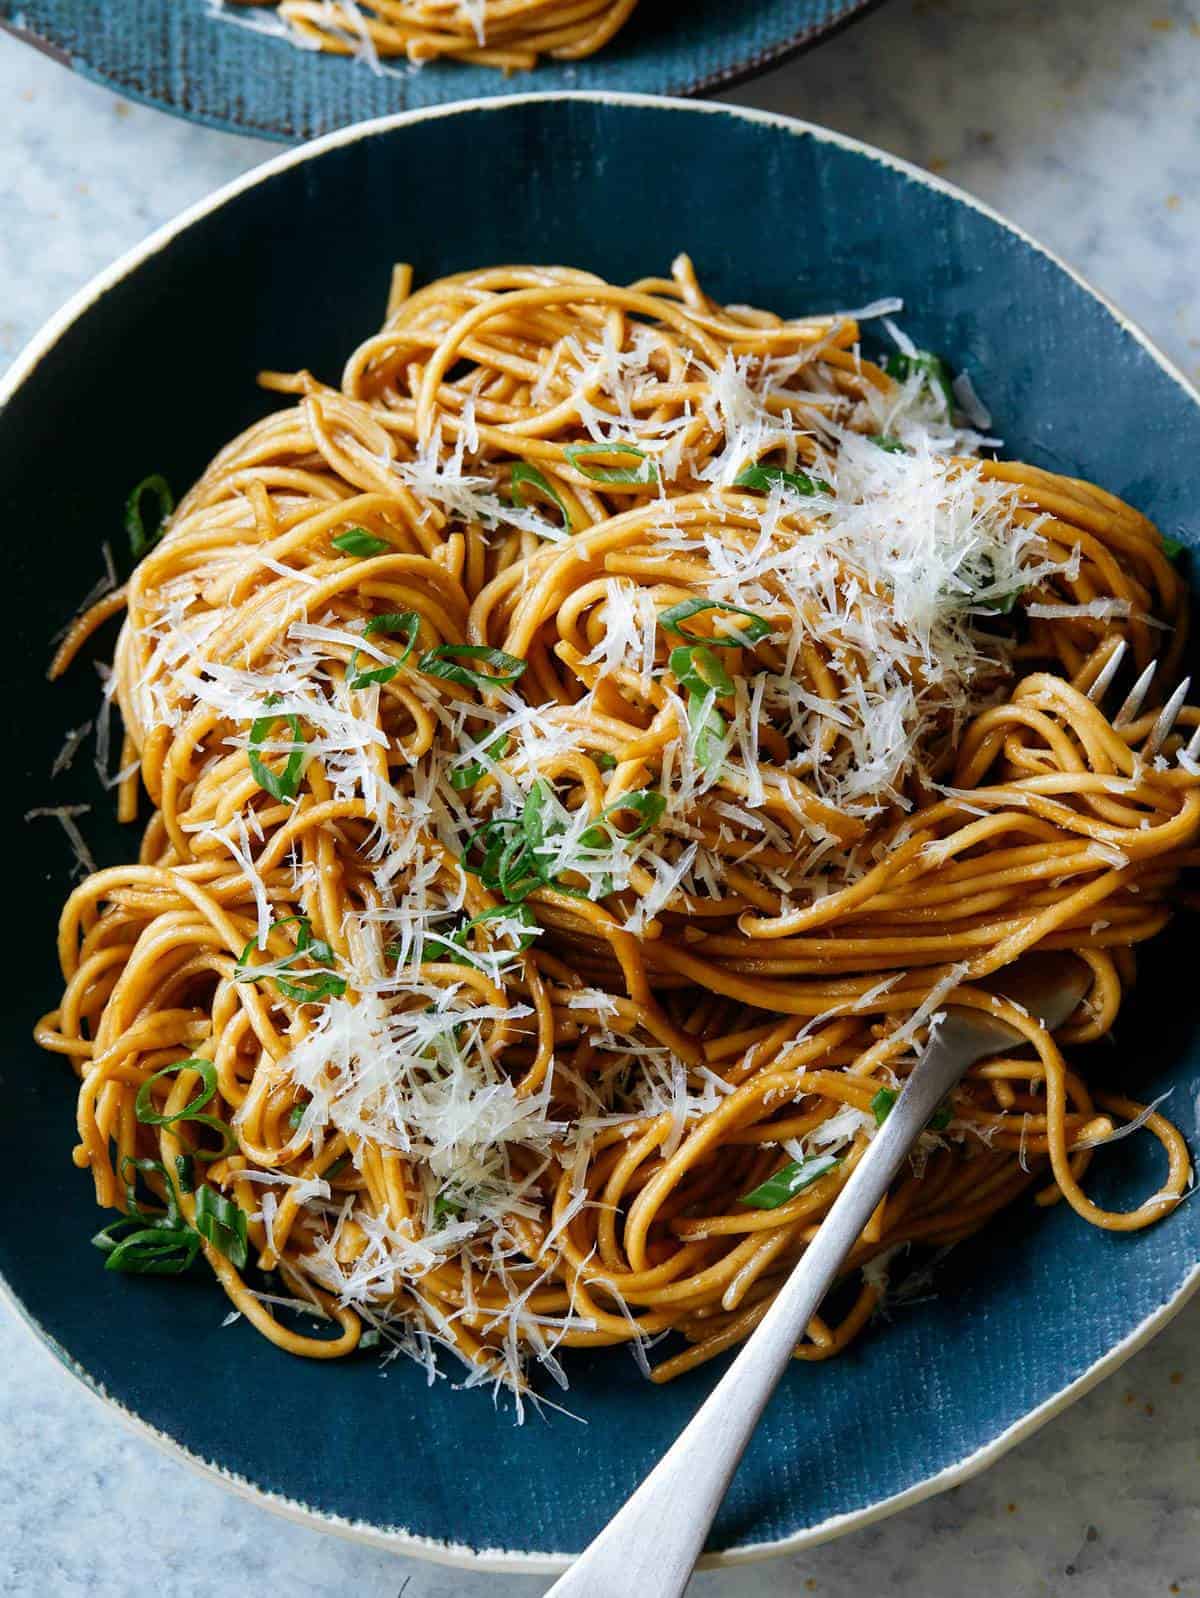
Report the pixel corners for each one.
[545,1014,982,1598]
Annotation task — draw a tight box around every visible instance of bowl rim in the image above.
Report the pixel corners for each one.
[3,89,1199,1575]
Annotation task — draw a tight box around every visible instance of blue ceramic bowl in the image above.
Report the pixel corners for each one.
[2,96,1198,1573]
[0,0,882,141]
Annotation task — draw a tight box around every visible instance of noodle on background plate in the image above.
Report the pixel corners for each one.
[217,0,639,70]
[36,256,1198,1407]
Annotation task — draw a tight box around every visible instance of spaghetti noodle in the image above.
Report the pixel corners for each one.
[220,0,638,70]
[37,257,1198,1404]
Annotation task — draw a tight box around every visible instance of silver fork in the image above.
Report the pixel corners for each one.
[546,953,1090,1598]
[1086,637,1196,761]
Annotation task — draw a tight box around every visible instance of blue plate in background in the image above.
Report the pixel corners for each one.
[0,0,883,141]
[1,95,1198,1572]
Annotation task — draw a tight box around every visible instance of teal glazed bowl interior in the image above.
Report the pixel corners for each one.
[2,96,1199,1569]
[0,0,883,141]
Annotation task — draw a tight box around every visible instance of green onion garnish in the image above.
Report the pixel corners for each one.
[449,733,510,791]
[134,1058,236,1160]
[563,442,658,485]
[120,1154,177,1224]
[592,750,618,771]
[659,598,771,650]
[418,644,527,691]
[928,1101,953,1131]
[125,474,174,561]
[1162,533,1188,560]
[248,699,306,802]
[274,967,346,1003]
[686,690,729,775]
[670,644,733,698]
[194,1185,249,1269]
[445,902,538,964]
[872,1084,953,1131]
[871,1087,897,1125]
[175,1154,196,1194]
[324,1154,351,1181]
[977,590,1022,615]
[347,611,421,689]
[331,526,390,558]
[460,816,528,901]
[93,1216,201,1275]
[868,434,907,455]
[883,350,955,415]
[510,462,571,530]
[288,1101,309,1129]
[236,915,346,1003]
[433,1193,465,1225]
[733,464,833,497]
[740,1154,840,1210]
[510,780,559,899]
[460,782,664,904]
[95,1155,200,1274]
[586,788,666,843]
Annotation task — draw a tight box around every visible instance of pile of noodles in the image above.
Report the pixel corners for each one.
[37,256,1197,1404]
[221,0,638,70]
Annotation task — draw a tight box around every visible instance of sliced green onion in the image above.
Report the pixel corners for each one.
[236,917,346,1003]
[506,825,544,903]
[510,462,571,530]
[868,433,907,455]
[687,690,729,775]
[461,780,661,904]
[359,1328,382,1350]
[928,1101,953,1132]
[445,903,539,964]
[134,1058,235,1160]
[871,1087,897,1125]
[460,815,528,900]
[288,1101,309,1129]
[521,778,552,850]
[884,350,954,415]
[120,1155,179,1226]
[93,1216,200,1275]
[563,441,658,485]
[248,701,306,802]
[174,1154,196,1194]
[418,644,527,691]
[324,1154,351,1181]
[275,929,345,1003]
[1162,533,1188,560]
[331,526,390,557]
[591,750,618,772]
[501,838,544,904]
[347,611,421,689]
[734,464,832,497]
[659,598,771,649]
[670,644,733,698]
[592,788,667,842]
[449,733,510,791]
[872,1084,954,1132]
[433,1193,465,1225]
[126,474,174,561]
[740,1154,840,1210]
[977,589,1022,616]
[194,1185,249,1269]
[235,914,308,977]
[274,969,346,1003]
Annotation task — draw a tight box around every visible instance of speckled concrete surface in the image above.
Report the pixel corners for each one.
[3,3,1199,1593]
